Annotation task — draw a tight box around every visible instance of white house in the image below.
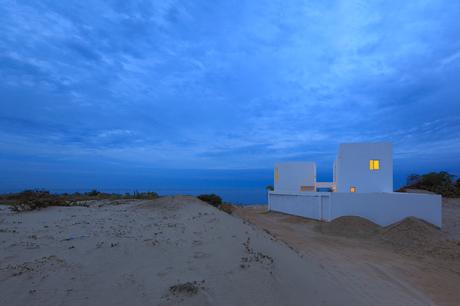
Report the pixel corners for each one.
[274,162,316,193]
[269,143,442,227]
[334,143,393,193]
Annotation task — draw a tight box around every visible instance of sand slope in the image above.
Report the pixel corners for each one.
[235,204,460,306]
[0,196,380,306]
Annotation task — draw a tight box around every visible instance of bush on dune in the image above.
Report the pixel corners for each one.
[197,194,235,214]
[85,189,101,196]
[8,190,67,212]
[197,194,222,207]
[399,171,460,197]
[1,189,161,212]
[219,203,235,214]
[130,191,159,200]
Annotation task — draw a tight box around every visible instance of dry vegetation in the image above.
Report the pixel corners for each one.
[0,190,160,212]
[196,193,235,214]
[399,171,460,197]
[0,190,235,215]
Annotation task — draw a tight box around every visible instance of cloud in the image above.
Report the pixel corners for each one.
[0,0,459,178]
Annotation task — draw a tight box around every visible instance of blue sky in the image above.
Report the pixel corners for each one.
[1,1,460,200]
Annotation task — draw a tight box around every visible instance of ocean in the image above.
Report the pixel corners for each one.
[0,168,412,205]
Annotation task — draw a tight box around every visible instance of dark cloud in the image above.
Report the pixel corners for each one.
[0,0,459,183]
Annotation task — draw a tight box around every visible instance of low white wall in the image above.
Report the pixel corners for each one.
[268,192,442,227]
[269,192,323,220]
[329,192,442,227]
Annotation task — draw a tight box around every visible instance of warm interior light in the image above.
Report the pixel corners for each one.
[349,186,356,193]
[369,159,380,170]
[274,167,279,183]
[300,186,314,191]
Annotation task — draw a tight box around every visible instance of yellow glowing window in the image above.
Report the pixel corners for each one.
[369,159,380,171]
[349,186,356,193]
[274,167,279,183]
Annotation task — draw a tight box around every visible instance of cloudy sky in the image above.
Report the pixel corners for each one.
[1,1,459,197]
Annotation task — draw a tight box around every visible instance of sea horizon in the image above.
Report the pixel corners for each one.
[1,168,449,204]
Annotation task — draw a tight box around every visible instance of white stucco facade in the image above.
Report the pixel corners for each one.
[269,142,442,227]
[334,143,393,192]
[274,162,316,193]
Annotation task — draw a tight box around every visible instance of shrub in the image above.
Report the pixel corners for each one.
[265,185,274,191]
[402,171,460,197]
[10,190,66,212]
[131,191,159,199]
[3,189,162,211]
[86,189,101,196]
[197,194,222,207]
[406,174,421,186]
[219,203,235,214]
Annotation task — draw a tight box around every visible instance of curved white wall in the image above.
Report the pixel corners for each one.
[268,191,442,227]
[329,192,442,227]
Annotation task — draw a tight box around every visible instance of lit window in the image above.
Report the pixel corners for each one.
[300,186,314,191]
[274,167,279,183]
[349,186,356,193]
[369,159,380,171]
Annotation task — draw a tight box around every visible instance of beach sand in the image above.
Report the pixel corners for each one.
[0,196,455,305]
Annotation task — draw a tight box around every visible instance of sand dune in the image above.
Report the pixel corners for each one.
[0,196,440,305]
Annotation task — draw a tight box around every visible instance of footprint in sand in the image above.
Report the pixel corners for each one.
[192,240,203,247]
[193,251,210,259]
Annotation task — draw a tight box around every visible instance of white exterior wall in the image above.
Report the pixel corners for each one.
[335,143,393,193]
[328,192,442,227]
[274,162,316,193]
[268,192,329,220]
[268,192,442,227]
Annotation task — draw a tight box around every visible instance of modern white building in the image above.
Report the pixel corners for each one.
[334,143,393,192]
[274,162,316,193]
[269,143,442,227]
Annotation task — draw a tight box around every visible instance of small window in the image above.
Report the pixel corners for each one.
[349,186,356,193]
[369,159,380,171]
[274,167,279,183]
[300,186,314,192]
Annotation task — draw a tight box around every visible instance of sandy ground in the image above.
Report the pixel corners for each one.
[441,198,460,240]
[234,198,460,306]
[0,196,457,305]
